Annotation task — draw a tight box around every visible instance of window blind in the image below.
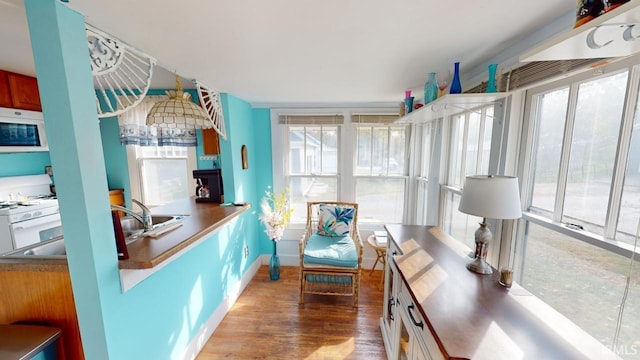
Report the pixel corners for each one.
[352,114,400,125]
[467,58,608,93]
[278,114,344,125]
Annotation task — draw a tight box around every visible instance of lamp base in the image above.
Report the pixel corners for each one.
[466,257,494,275]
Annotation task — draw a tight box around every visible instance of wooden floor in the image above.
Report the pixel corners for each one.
[196,266,387,359]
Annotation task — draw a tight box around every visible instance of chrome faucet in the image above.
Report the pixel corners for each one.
[111,198,153,231]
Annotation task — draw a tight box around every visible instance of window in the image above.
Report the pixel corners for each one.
[516,59,640,353]
[280,114,341,222]
[353,114,409,224]
[127,145,196,206]
[120,97,197,207]
[415,122,434,225]
[274,111,408,225]
[441,105,496,250]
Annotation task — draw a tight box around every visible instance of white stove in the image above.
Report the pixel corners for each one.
[0,175,61,254]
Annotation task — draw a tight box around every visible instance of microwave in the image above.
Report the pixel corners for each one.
[0,107,48,153]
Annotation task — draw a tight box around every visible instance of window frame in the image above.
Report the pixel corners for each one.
[125,144,197,207]
[516,57,640,263]
[271,108,408,230]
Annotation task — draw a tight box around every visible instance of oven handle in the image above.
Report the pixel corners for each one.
[11,213,61,230]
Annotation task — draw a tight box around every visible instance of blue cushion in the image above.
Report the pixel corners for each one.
[303,233,358,268]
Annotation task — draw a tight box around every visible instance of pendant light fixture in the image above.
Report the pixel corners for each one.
[145,75,213,129]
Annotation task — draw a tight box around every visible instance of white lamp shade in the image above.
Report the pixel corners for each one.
[458,175,522,220]
[146,90,213,129]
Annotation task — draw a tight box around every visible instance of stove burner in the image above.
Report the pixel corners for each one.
[0,202,17,210]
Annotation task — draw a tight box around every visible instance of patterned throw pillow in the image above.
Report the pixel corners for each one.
[316,204,355,237]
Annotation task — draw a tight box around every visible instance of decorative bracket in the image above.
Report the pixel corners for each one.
[195,80,227,140]
[87,24,156,118]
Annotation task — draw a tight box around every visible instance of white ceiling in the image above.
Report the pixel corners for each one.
[0,0,575,106]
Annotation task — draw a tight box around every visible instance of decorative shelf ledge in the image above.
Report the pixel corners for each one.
[521,1,640,62]
[395,92,509,124]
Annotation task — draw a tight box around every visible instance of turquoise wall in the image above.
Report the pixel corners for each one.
[0,152,51,177]
[251,108,275,254]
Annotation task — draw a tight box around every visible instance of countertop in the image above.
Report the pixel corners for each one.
[120,198,250,269]
[385,224,617,360]
[0,324,61,360]
[0,198,250,271]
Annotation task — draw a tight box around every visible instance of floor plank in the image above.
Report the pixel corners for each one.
[196,266,387,359]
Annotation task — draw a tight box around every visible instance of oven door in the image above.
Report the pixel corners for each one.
[10,213,62,249]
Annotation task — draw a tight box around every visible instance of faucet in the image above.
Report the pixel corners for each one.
[111,198,153,231]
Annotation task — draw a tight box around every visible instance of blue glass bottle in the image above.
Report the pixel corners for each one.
[486,64,498,93]
[269,241,280,280]
[423,72,438,105]
[450,62,462,94]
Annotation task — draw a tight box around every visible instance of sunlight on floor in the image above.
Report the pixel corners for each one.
[305,337,355,360]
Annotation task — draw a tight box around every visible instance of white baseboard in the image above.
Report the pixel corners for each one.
[180,257,262,360]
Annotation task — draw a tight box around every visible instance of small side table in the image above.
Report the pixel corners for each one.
[367,234,387,287]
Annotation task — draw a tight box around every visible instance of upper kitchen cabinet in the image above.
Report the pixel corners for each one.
[201,128,220,155]
[0,71,11,108]
[0,70,42,112]
[521,1,640,61]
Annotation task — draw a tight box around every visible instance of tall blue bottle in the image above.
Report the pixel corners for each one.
[423,72,438,105]
[450,62,462,94]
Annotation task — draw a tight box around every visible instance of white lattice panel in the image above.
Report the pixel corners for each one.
[195,80,226,140]
[87,24,156,118]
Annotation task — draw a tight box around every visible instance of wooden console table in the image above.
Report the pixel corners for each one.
[381,225,617,360]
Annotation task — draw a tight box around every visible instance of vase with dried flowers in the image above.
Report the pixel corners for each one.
[258,186,293,280]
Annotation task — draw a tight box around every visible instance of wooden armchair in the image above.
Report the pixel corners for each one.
[298,201,362,307]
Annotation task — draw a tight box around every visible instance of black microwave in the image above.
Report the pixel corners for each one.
[0,107,48,153]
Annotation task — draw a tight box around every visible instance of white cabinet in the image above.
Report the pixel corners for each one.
[380,238,400,359]
[380,236,444,360]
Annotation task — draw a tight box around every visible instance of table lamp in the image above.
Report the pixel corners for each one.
[458,175,522,275]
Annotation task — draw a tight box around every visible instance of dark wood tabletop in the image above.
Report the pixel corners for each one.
[385,224,617,360]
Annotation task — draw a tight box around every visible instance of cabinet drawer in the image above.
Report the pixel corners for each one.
[399,280,445,360]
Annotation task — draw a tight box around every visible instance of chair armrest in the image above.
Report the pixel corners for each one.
[299,227,312,266]
[353,225,363,267]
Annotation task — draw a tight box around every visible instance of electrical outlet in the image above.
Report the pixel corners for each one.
[243,245,249,258]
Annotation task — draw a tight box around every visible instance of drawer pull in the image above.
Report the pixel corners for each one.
[388,297,395,321]
[407,304,424,330]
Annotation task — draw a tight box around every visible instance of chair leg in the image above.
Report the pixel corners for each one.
[298,269,305,305]
[352,273,360,308]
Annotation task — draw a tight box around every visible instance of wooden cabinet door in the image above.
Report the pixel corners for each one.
[8,72,42,111]
[0,71,11,108]
[202,128,220,155]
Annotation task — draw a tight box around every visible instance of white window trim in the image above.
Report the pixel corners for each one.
[271,107,401,231]
[516,53,640,263]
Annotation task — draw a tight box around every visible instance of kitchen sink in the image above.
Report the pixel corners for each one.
[1,215,186,259]
[2,236,66,258]
[120,215,186,240]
